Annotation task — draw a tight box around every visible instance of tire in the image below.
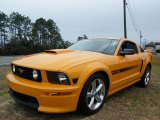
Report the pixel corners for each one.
[78,74,107,115]
[138,66,151,88]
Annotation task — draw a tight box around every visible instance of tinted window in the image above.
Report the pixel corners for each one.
[120,41,138,54]
[68,39,119,55]
[103,40,119,55]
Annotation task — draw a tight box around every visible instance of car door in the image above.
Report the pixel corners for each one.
[117,41,142,86]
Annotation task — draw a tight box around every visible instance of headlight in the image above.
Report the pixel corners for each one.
[32,70,38,80]
[47,71,70,85]
[58,73,69,84]
[12,65,16,73]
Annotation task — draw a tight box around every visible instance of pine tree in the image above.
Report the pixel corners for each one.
[0,12,8,48]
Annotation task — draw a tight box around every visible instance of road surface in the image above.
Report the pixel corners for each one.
[0,56,22,66]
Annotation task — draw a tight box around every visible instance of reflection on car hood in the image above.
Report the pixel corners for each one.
[12,49,107,71]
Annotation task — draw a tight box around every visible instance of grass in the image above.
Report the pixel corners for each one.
[0,54,160,120]
[0,93,3,96]
[0,66,10,96]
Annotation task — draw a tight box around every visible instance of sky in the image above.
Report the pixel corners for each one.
[0,0,160,44]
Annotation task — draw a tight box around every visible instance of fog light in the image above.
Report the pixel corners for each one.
[12,65,16,73]
[33,70,38,80]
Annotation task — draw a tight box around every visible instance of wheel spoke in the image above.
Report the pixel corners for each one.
[88,97,95,109]
[145,78,147,83]
[95,95,102,103]
[87,92,92,98]
[145,71,150,84]
[146,72,150,77]
[96,84,103,93]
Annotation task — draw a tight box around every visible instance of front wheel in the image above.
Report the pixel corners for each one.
[78,74,107,115]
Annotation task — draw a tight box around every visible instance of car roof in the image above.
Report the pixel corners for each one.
[88,38,137,45]
[89,37,126,41]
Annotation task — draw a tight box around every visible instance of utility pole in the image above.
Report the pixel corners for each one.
[144,39,147,49]
[140,31,142,47]
[123,0,127,38]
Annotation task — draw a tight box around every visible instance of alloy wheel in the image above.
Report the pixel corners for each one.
[86,79,105,110]
[144,71,150,86]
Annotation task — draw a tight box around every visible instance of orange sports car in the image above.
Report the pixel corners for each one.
[6,38,152,114]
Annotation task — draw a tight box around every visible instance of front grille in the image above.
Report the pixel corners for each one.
[9,89,39,109]
[11,65,42,82]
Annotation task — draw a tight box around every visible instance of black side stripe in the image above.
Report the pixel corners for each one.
[112,65,138,75]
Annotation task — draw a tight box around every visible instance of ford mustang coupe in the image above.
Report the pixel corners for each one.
[6,38,152,114]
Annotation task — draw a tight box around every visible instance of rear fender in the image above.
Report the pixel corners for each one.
[141,53,152,76]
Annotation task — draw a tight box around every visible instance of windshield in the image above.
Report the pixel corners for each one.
[68,39,119,55]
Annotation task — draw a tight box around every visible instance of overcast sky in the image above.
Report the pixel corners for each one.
[0,0,160,44]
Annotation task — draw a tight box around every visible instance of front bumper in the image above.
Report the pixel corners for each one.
[6,73,80,113]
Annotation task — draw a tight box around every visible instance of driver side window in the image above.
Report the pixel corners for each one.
[120,41,138,54]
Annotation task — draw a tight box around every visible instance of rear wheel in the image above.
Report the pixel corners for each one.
[138,66,151,87]
[78,74,107,115]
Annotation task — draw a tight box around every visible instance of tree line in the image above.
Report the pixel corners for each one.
[0,11,72,55]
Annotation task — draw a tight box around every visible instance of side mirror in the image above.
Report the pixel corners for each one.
[119,49,134,56]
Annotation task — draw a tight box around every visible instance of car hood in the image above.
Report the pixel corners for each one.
[12,49,106,71]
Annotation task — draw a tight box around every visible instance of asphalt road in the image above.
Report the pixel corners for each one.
[0,56,22,66]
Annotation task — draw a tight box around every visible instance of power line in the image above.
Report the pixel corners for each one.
[126,4,138,32]
[127,0,140,31]
[127,0,138,29]
[125,0,143,45]
[126,0,142,40]
[123,0,141,39]
[131,0,137,16]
